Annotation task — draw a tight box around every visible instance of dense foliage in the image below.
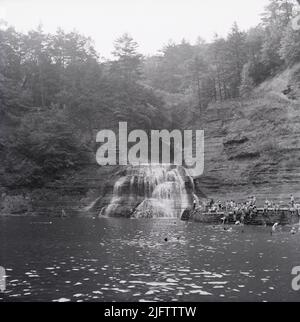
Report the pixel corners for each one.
[144,0,300,103]
[0,0,299,190]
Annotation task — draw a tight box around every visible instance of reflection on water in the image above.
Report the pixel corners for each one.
[0,217,300,302]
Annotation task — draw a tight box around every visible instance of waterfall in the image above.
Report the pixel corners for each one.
[101,164,197,219]
[83,197,102,212]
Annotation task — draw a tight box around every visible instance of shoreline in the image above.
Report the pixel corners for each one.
[184,207,300,226]
[1,208,299,227]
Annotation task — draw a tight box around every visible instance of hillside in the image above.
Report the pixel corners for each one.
[1,0,300,216]
[1,64,299,216]
[192,64,300,204]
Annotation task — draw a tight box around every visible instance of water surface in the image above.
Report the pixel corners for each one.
[0,217,299,302]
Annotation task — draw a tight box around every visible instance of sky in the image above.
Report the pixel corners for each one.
[0,0,270,58]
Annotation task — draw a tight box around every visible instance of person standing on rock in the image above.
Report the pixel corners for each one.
[290,194,295,208]
[264,198,270,215]
[290,194,296,216]
[193,198,197,210]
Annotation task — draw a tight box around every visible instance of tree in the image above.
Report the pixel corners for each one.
[209,35,229,101]
[0,26,28,121]
[240,62,255,96]
[261,0,295,28]
[143,40,195,93]
[280,24,300,65]
[186,54,215,113]
[21,26,52,107]
[3,108,89,188]
[226,22,247,97]
[111,33,143,82]
[260,0,296,74]
[244,26,270,84]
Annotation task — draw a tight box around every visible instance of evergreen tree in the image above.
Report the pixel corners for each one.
[111,33,143,82]
[226,22,247,97]
[280,23,300,64]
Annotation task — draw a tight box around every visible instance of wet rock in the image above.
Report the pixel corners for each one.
[1,195,31,215]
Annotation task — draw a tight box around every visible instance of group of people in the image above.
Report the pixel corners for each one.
[204,196,257,221]
[197,194,298,219]
[263,194,296,211]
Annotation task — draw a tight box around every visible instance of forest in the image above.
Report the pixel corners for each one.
[0,0,300,193]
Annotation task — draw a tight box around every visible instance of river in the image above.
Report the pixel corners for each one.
[0,217,299,302]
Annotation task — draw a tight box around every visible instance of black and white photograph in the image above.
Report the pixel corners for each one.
[0,0,300,307]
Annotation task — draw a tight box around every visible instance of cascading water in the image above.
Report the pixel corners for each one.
[101,164,198,219]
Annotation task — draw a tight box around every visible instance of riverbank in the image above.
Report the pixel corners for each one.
[183,207,300,226]
[2,193,299,228]
[0,164,120,217]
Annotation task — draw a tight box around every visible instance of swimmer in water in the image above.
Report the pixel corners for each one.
[270,222,279,235]
[272,222,279,232]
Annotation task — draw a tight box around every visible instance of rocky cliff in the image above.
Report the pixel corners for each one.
[192,64,300,205]
[82,64,300,214]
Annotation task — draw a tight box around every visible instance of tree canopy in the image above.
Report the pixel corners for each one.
[1,0,299,190]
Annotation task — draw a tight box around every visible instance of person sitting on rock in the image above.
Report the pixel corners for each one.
[247,196,252,206]
[225,201,230,213]
[217,200,222,211]
[252,196,257,206]
[245,202,252,218]
[211,204,217,213]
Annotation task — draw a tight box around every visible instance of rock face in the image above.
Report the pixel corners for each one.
[191,64,300,205]
[0,195,31,215]
[65,65,300,216]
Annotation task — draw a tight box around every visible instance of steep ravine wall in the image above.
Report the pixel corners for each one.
[193,65,300,204]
